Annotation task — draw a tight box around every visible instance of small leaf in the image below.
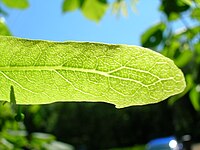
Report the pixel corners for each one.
[195,43,200,64]
[189,85,200,111]
[62,0,80,12]
[191,8,200,21]
[160,0,190,20]
[81,0,108,22]
[161,41,180,59]
[0,36,186,108]
[174,50,193,68]
[112,0,128,17]
[141,23,166,48]
[0,21,11,36]
[1,0,29,9]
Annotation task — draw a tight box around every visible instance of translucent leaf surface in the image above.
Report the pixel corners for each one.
[62,0,80,12]
[1,0,29,9]
[81,0,108,22]
[0,36,186,108]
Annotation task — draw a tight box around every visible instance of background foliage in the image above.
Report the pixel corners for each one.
[0,0,200,149]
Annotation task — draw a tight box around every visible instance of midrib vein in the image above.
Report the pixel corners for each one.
[0,66,165,87]
[0,66,108,76]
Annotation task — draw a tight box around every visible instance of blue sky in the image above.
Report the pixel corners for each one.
[3,0,161,45]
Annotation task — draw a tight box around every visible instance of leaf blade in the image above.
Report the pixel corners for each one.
[1,0,29,9]
[62,0,80,12]
[0,21,11,36]
[0,36,186,108]
[81,0,108,22]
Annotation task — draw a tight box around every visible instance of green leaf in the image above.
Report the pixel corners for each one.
[1,0,29,9]
[195,43,200,64]
[189,85,200,111]
[62,0,80,12]
[180,0,193,6]
[0,36,186,108]
[174,50,193,68]
[173,26,200,40]
[0,21,11,36]
[168,74,193,105]
[43,141,74,150]
[81,0,108,22]
[112,0,128,17]
[160,0,190,20]
[141,23,166,48]
[161,40,180,59]
[191,8,200,21]
[195,0,200,6]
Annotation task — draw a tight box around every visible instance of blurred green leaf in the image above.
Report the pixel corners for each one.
[172,26,200,41]
[174,50,193,68]
[44,141,74,150]
[141,23,166,48]
[29,105,40,113]
[0,130,28,147]
[130,0,139,12]
[112,0,128,17]
[162,41,180,59]
[168,12,180,20]
[81,0,108,22]
[0,138,14,149]
[62,0,80,12]
[195,0,200,6]
[189,85,200,111]
[195,43,200,64]
[31,132,55,143]
[109,145,145,150]
[180,0,193,6]
[160,0,190,20]
[191,8,200,21]
[0,21,11,36]
[1,0,29,9]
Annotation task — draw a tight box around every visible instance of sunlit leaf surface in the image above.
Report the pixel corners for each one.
[1,0,29,9]
[0,36,186,108]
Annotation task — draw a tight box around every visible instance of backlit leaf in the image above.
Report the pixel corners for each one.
[0,36,186,108]
[81,0,108,22]
[168,74,193,105]
[1,0,29,9]
[62,0,80,12]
